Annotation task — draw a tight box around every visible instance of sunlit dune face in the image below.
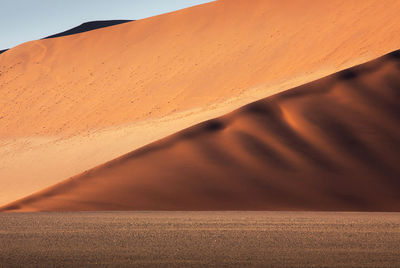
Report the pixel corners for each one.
[2,0,400,138]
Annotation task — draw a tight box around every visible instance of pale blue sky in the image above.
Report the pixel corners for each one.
[0,0,214,50]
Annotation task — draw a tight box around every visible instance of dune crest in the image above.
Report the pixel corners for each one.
[2,0,400,205]
[2,51,400,212]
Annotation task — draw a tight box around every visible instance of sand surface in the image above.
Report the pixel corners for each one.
[1,211,400,267]
[2,0,400,205]
[2,51,400,212]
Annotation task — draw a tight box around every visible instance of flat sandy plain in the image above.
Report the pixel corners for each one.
[1,212,399,267]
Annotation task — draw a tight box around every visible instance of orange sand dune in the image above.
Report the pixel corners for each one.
[2,0,400,205]
[2,50,400,212]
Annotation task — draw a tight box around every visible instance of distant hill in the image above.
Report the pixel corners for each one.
[43,20,133,39]
[0,20,133,52]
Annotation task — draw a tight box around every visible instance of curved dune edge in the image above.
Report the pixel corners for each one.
[2,50,400,212]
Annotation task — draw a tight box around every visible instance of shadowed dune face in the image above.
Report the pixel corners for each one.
[2,0,400,206]
[3,51,400,212]
[0,49,7,54]
[43,20,133,39]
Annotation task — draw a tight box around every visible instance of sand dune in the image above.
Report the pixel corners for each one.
[2,0,400,206]
[2,51,400,212]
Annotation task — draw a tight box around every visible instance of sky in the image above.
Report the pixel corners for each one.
[0,0,214,50]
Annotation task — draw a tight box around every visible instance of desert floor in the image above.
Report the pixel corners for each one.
[1,211,399,267]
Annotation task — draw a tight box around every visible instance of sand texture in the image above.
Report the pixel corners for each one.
[1,212,400,267]
[2,50,400,212]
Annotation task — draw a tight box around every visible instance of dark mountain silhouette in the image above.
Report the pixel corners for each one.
[0,20,133,53]
[43,20,133,39]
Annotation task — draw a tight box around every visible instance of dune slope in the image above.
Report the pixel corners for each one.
[2,50,400,212]
[2,0,400,205]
